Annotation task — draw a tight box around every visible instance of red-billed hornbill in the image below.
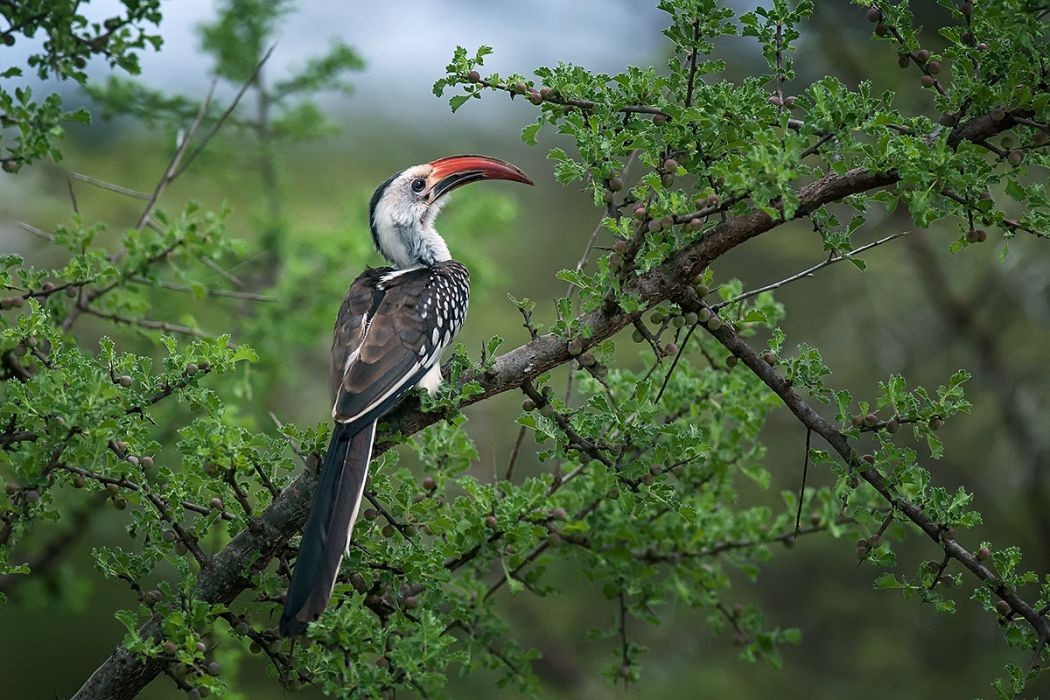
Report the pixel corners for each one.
[280,155,532,636]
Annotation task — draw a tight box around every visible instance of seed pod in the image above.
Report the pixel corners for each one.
[633,205,647,220]
[141,456,154,468]
[422,476,437,491]
[513,81,526,94]
[694,283,710,297]
[915,49,930,64]
[863,413,878,427]
[995,600,1012,617]
[1007,150,1024,166]
[886,419,900,434]
[364,508,377,521]
[118,375,133,387]
[684,312,698,324]
[652,113,668,125]
[851,414,865,427]
[662,158,678,172]
[707,315,722,330]
[650,310,665,324]
[783,95,796,108]
[672,315,685,328]
[485,515,498,530]
[209,497,223,510]
[528,91,543,105]
[866,6,881,22]
[608,177,624,192]
[898,54,911,68]
[767,95,782,107]
[647,219,662,233]
[126,455,140,466]
[382,525,395,538]
[664,342,678,355]
[926,60,941,74]
[661,173,674,188]
[920,75,936,88]
[977,547,991,561]
[697,307,712,322]
[466,70,481,82]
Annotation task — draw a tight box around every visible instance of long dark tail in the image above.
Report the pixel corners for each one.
[280,420,376,636]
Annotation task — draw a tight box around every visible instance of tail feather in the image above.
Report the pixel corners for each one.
[280,420,376,636]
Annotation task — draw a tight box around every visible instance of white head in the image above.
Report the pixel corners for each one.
[368,155,533,269]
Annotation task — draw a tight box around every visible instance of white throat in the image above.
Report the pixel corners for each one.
[372,190,452,269]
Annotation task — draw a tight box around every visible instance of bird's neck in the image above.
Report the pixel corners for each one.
[378,222,451,269]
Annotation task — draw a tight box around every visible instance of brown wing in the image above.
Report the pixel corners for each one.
[330,266,457,428]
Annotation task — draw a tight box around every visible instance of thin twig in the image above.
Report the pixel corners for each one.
[713,232,909,311]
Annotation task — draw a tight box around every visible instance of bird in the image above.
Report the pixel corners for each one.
[280,155,533,636]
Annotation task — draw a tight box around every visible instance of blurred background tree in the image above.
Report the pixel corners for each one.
[1,1,1049,699]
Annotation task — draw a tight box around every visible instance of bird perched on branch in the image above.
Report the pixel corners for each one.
[280,155,532,636]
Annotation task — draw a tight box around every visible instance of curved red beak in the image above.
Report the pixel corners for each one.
[426,154,533,201]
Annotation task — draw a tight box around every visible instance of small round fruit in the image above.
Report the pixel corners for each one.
[485,515,498,530]
[926,60,941,74]
[977,547,990,561]
[921,75,936,88]
[422,476,437,491]
[466,70,481,82]
[529,91,543,105]
[915,49,930,64]
[995,600,1011,616]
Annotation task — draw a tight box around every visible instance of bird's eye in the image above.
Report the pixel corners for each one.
[411,178,426,193]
